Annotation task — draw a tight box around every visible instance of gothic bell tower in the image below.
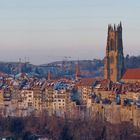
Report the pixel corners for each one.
[104,22,124,82]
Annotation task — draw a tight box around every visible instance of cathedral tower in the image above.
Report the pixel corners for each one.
[104,22,124,82]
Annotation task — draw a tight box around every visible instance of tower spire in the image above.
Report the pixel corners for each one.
[75,61,81,80]
[120,21,122,28]
[114,24,116,31]
[47,70,51,81]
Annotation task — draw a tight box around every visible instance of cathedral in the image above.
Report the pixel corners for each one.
[104,22,124,82]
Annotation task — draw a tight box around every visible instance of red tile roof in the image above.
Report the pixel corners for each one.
[77,78,98,86]
[122,69,140,79]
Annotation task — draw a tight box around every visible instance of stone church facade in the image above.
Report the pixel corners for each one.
[104,22,124,82]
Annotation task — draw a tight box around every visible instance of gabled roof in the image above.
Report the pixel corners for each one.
[122,69,140,80]
[77,78,97,86]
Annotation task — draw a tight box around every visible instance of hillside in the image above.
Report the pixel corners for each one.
[0,55,139,78]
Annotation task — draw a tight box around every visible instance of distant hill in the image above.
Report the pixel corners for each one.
[0,55,139,78]
[46,59,104,78]
[125,55,140,68]
[0,62,35,74]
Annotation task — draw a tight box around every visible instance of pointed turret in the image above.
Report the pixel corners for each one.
[120,21,122,28]
[47,70,51,81]
[75,61,81,80]
[114,24,116,31]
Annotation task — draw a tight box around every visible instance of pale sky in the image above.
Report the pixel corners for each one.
[0,0,140,64]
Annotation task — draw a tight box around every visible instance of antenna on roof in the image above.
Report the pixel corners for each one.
[24,56,27,63]
[19,58,21,63]
[27,57,30,64]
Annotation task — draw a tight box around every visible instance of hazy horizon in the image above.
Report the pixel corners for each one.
[0,0,140,64]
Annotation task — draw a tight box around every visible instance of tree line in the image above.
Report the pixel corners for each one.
[0,112,140,140]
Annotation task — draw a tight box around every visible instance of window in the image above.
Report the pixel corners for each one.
[110,56,114,64]
[28,102,32,106]
[110,39,114,50]
[111,69,113,74]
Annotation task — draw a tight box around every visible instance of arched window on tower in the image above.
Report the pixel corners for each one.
[110,39,114,51]
[110,56,114,64]
[111,68,113,75]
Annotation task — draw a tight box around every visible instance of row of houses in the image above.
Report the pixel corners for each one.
[0,69,140,123]
[0,72,76,117]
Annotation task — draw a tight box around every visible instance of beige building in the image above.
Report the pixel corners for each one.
[77,78,96,105]
[52,89,69,111]
[44,86,54,110]
[18,89,34,109]
[44,84,72,116]
[33,87,42,111]
[0,89,4,107]
[0,89,4,116]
